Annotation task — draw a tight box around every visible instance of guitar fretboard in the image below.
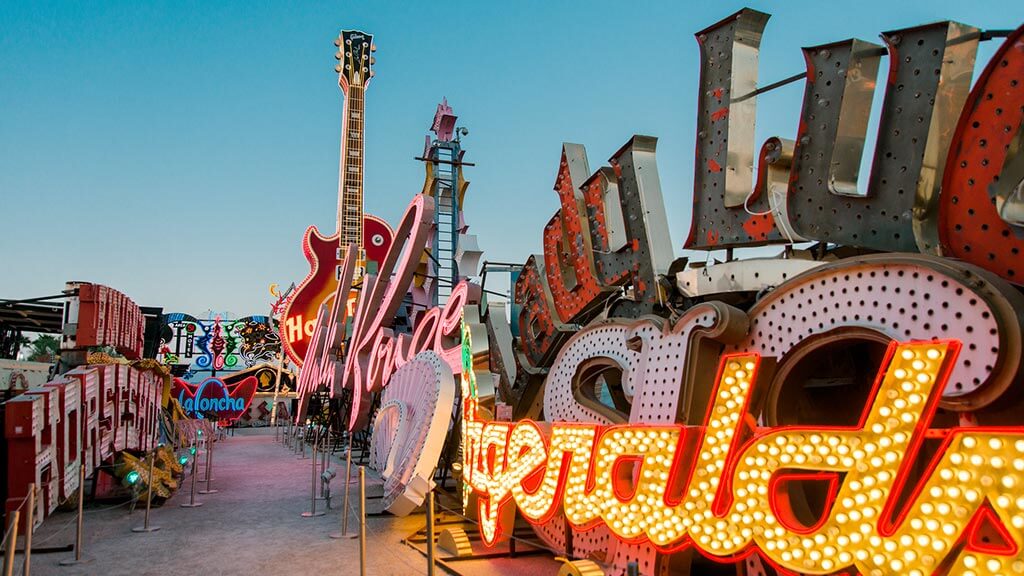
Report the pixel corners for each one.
[338,84,364,251]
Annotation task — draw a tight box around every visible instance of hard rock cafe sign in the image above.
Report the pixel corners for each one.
[296,8,1024,575]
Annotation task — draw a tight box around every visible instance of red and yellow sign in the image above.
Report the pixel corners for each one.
[463,340,1024,574]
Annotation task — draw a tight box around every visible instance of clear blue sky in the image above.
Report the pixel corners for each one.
[2,1,1021,316]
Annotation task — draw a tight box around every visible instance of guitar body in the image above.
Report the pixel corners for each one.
[281,215,394,365]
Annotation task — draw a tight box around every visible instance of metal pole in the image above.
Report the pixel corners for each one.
[199,434,218,494]
[358,466,366,576]
[59,465,91,565]
[320,429,329,489]
[302,435,324,517]
[269,344,286,426]
[329,448,356,539]
[23,483,34,576]
[426,491,435,576]
[180,440,203,508]
[3,510,19,576]
[132,452,161,532]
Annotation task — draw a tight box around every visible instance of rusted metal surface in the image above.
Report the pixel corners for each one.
[542,144,616,324]
[582,136,674,316]
[939,23,1024,285]
[514,254,572,367]
[787,22,979,253]
[687,8,788,249]
[727,254,1024,410]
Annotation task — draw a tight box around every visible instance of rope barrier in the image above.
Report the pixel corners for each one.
[0,493,32,548]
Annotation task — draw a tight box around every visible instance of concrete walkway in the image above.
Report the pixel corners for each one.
[27,428,562,576]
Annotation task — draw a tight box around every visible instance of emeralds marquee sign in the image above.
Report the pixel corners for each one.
[463,339,1024,575]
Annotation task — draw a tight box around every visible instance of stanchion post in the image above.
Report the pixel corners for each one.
[302,435,324,517]
[426,490,435,576]
[23,483,35,576]
[320,429,329,489]
[180,440,203,508]
[3,510,19,576]
[359,466,366,576]
[132,451,161,533]
[199,434,218,495]
[59,465,92,566]
[329,448,356,539]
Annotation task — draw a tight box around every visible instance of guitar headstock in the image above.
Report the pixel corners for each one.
[334,29,376,92]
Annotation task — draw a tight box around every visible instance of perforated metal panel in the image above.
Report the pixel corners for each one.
[582,136,674,317]
[543,144,618,324]
[687,8,792,250]
[514,254,572,367]
[939,24,1024,285]
[369,351,455,516]
[542,321,634,425]
[787,22,979,252]
[727,254,1024,410]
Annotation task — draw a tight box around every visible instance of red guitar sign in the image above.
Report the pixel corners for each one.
[281,29,394,365]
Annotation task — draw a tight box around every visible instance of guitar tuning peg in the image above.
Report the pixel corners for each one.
[334,37,342,47]
[369,57,375,65]
[369,70,375,77]
[370,43,377,52]
[335,64,343,73]
[334,51,343,60]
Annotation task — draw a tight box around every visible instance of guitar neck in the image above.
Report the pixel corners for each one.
[338,84,365,252]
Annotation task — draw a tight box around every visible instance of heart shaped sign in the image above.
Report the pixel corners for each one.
[173,376,257,423]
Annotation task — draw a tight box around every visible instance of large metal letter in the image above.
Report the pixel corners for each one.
[514,255,572,368]
[687,9,796,249]
[543,144,617,324]
[939,24,1024,286]
[582,136,673,316]
[786,22,979,252]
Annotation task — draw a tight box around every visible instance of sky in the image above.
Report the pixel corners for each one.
[2,1,1022,317]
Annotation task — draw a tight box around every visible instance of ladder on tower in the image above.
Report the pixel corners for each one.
[431,143,459,306]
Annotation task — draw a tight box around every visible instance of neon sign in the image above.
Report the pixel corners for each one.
[339,194,481,429]
[463,340,1024,574]
[368,350,456,516]
[173,376,257,422]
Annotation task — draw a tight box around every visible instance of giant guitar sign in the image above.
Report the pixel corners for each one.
[282,29,394,366]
